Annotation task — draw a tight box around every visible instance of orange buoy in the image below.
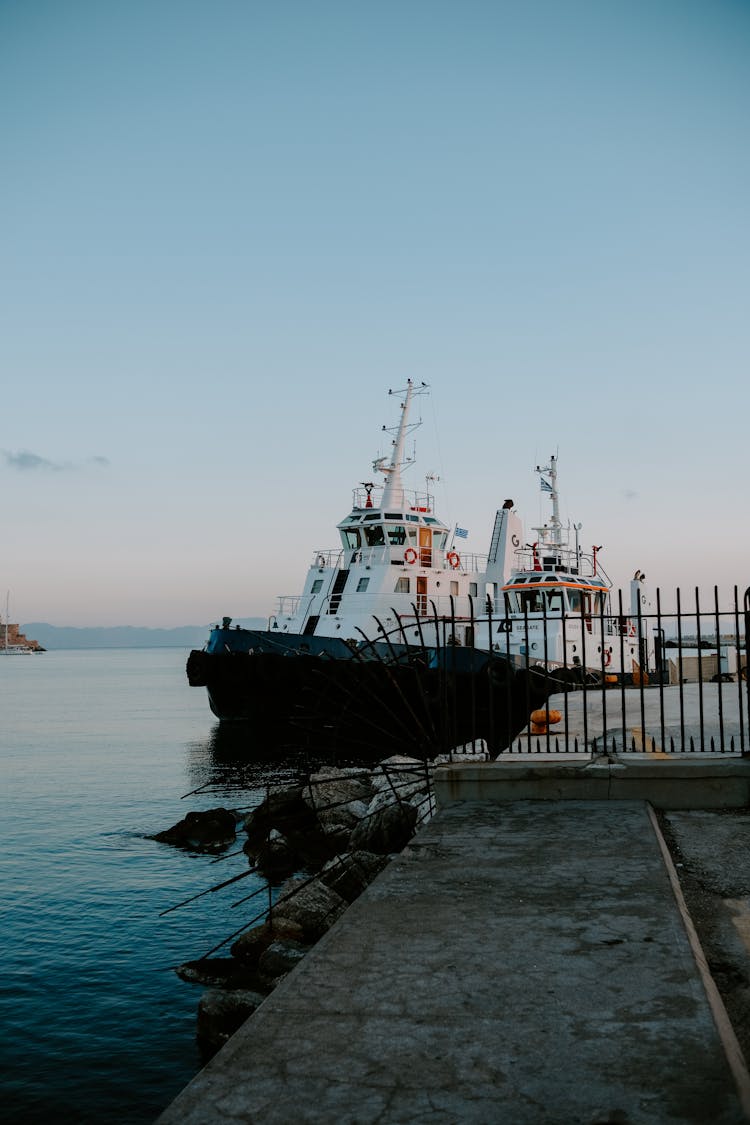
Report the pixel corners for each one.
[530,708,562,726]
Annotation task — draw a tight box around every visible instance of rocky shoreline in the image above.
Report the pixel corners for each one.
[155,754,448,1057]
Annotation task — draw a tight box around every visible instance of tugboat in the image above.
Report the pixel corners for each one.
[472,456,656,684]
[187,382,656,757]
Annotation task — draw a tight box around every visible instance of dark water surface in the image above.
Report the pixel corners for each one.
[0,649,303,1124]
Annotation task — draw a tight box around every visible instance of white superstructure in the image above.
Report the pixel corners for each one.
[272,380,521,649]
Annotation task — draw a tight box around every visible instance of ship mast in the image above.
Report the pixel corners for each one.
[374,380,426,508]
[535,455,563,548]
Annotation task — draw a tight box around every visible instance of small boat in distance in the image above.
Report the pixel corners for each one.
[187,382,659,756]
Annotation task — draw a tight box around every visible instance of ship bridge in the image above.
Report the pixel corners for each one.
[337,488,450,570]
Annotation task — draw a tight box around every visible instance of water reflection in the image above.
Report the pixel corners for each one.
[183,721,365,797]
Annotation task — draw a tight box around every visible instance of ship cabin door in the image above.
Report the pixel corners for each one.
[419,527,432,567]
[416,576,428,617]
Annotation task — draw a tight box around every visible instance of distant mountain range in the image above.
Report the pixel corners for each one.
[21,619,267,650]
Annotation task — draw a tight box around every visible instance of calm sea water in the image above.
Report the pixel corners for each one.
[0,648,306,1124]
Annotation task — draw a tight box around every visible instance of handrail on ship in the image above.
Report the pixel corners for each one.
[511,545,613,585]
[350,485,435,512]
[307,547,490,572]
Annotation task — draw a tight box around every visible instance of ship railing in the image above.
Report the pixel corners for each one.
[276,595,304,617]
[443,550,488,573]
[351,485,436,512]
[305,545,490,573]
[309,549,344,569]
[512,545,611,584]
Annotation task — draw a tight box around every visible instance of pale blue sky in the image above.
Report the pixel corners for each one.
[2,0,748,626]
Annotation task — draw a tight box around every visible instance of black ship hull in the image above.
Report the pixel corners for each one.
[187,637,555,759]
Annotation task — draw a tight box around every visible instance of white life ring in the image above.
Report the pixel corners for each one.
[447,551,461,570]
[404,547,418,565]
[604,650,612,666]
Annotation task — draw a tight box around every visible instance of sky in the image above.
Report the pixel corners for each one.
[1,0,749,627]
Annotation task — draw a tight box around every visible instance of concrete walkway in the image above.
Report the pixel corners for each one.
[157,800,750,1124]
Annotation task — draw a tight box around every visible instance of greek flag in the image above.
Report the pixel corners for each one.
[455,526,468,538]
[540,477,553,493]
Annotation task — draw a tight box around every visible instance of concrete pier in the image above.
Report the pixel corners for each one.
[157,798,750,1124]
[511,684,749,756]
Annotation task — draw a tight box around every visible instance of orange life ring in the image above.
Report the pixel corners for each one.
[447,551,460,569]
[404,547,418,565]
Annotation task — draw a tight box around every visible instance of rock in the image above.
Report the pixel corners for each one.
[153,807,237,852]
[257,939,309,988]
[244,785,341,870]
[349,800,418,854]
[314,798,369,831]
[243,785,317,846]
[231,918,306,968]
[319,850,389,903]
[176,958,260,989]
[254,829,299,879]
[197,988,265,1058]
[303,767,373,814]
[376,754,427,772]
[272,877,348,941]
[370,757,431,804]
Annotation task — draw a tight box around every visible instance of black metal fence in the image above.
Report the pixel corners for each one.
[502,585,750,756]
[311,585,750,759]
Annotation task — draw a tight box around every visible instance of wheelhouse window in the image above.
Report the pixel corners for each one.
[342,528,361,549]
[506,588,545,613]
[387,525,406,546]
[363,525,385,547]
[545,589,563,613]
